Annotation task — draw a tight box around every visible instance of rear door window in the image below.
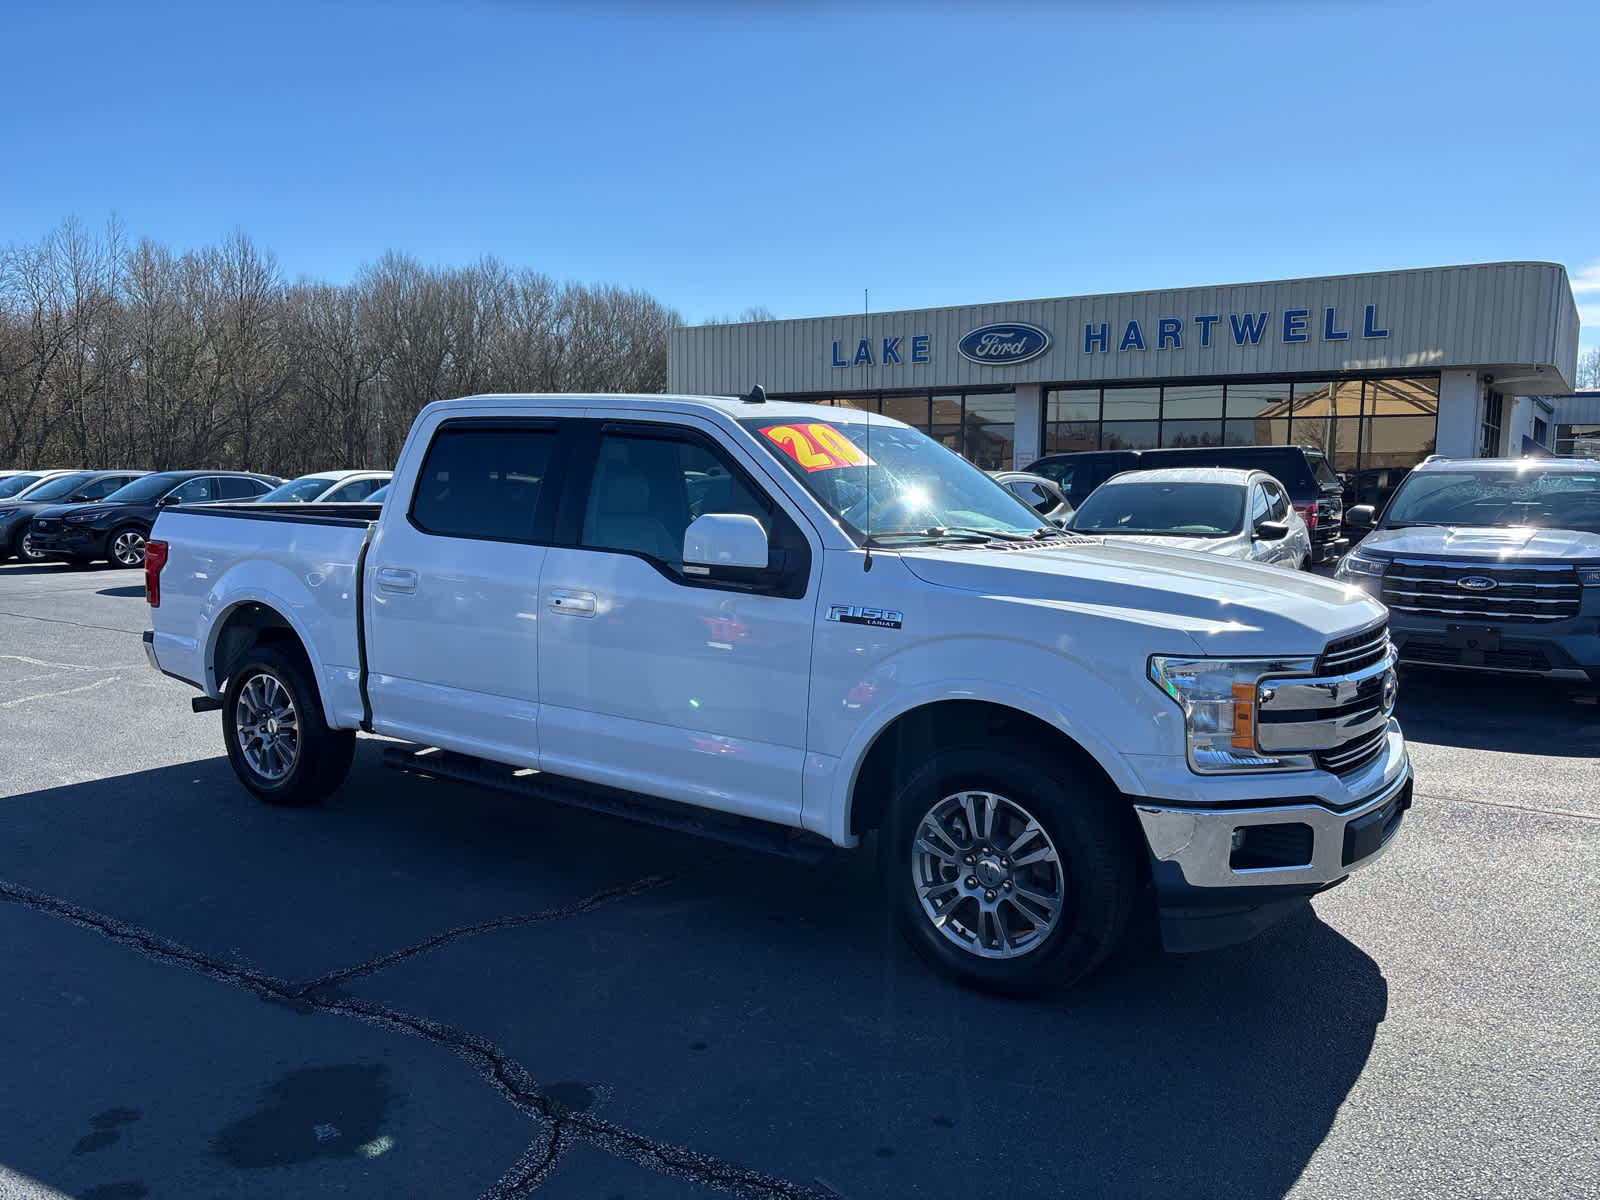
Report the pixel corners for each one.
[81,475,132,500]
[410,425,556,542]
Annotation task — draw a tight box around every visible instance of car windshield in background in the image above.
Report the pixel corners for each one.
[260,477,335,503]
[738,416,1044,541]
[0,474,47,498]
[102,472,187,502]
[16,472,94,501]
[1070,481,1245,537]
[1383,469,1600,533]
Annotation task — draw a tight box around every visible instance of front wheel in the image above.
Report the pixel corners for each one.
[108,526,147,568]
[222,645,355,806]
[881,746,1141,996]
[17,531,47,562]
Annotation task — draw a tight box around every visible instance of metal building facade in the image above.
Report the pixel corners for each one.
[667,263,1579,485]
[669,262,1579,397]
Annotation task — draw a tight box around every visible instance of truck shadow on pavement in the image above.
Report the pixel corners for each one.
[1,746,1389,1200]
[1397,668,1600,756]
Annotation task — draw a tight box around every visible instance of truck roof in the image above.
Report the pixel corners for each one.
[432,392,889,425]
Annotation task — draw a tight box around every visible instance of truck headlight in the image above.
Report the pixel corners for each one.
[1149,655,1318,773]
[1578,565,1600,587]
[1335,551,1388,579]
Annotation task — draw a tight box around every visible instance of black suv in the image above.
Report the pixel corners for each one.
[0,471,147,562]
[29,470,277,567]
[1026,444,1347,563]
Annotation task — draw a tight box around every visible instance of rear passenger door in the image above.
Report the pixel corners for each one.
[364,417,561,764]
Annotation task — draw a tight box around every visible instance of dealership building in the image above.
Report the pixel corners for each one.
[668,261,1580,505]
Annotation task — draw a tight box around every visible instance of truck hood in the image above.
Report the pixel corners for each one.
[898,541,1382,657]
[1358,525,1600,562]
[1089,532,1246,557]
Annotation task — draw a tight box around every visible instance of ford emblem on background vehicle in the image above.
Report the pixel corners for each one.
[1456,576,1498,592]
[956,322,1051,366]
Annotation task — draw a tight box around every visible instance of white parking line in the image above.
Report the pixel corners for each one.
[0,676,121,708]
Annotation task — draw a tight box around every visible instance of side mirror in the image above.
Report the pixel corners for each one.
[1254,520,1291,541]
[683,513,769,571]
[159,494,181,506]
[1345,505,1376,530]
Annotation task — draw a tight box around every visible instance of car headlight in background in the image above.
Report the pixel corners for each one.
[1149,655,1319,773]
[64,510,110,523]
[0,508,17,520]
[1578,565,1600,587]
[1335,551,1389,579]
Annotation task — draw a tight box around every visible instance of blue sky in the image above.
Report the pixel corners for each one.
[4,0,1596,351]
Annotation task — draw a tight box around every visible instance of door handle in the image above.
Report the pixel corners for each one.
[548,588,597,617]
[375,567,418,594]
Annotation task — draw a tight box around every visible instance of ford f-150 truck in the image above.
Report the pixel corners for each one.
[143,392,1412,993]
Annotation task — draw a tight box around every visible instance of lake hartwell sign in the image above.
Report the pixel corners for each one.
[828,304,1389,368]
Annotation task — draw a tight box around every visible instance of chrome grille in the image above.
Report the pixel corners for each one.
[1317,725,1388,774]
[1379,560,1580,623]
[1319,621,1390,674]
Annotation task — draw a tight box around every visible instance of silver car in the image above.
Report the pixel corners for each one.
[1067,466,1312,569]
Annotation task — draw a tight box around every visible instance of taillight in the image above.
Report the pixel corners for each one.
[1294,502,1317,529]
[145,539,169,607]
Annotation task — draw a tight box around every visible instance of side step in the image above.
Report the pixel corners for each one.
[380,745,829,864]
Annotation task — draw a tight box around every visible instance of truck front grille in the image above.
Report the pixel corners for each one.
[1256,624,1395,777]
[1379,560,1581,623]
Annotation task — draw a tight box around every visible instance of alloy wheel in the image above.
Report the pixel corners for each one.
[234,672,300,782]
[911,789,1065,959]
[111,529,146,567]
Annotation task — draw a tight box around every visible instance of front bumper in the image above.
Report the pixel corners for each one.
[1388,612,1600,682]
[27,520,100,557]
[1129,727,1412,951]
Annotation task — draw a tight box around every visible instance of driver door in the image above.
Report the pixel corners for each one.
[536,417,820,827]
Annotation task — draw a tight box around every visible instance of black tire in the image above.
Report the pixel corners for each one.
[881,745,1141,996]
[16,530,47,562]
[107,525,148,568]
[222,644,355,807]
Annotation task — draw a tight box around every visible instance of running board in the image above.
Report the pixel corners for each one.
[380,745,829,863]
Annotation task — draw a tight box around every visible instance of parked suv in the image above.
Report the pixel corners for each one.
[1336,457,1600,682]
[29,470,277,567]
[0,470,146,561]
[1028,445,1347,563]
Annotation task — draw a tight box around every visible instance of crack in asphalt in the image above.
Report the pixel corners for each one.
[0,876,831,1200]
[290,864,706,997]
[1415,788,1600,823]
[0,608,146,635]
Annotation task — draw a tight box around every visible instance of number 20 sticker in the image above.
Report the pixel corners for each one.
[759,423,875,473]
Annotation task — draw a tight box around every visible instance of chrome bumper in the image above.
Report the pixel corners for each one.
[1134,754,1413,890]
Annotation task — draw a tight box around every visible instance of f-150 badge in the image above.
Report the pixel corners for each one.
[826,604,903,629]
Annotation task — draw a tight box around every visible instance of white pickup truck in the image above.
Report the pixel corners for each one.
[143,392,1412,993]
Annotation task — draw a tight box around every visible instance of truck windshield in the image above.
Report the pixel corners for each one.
[737,414,1045,541]
[1069,481,1245,537]
[1383,468,1600,532]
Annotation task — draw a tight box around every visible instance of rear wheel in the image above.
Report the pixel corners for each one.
[108,526,147,568]
[222,644,355,806]
[881,745,1141,996]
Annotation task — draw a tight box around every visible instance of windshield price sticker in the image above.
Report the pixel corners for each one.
[759,423,875,473]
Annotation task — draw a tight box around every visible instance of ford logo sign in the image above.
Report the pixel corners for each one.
[1456,576,1498,592]
[957,322,1051,366]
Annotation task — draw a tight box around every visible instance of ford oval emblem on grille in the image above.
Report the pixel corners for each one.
[1456,576,1498,592]
[956,322,1051,366]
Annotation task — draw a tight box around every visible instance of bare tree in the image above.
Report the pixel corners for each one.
[1577,346,1600,390]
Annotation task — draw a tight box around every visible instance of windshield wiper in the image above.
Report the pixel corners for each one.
[862,529,993,546]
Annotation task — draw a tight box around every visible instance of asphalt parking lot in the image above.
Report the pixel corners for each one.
[2,561,1596,1200]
